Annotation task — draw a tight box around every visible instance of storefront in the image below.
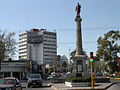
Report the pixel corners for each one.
[0,60,30,80]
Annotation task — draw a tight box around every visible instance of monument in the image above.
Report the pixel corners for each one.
[72,3,87,76]
[65,3,90,87]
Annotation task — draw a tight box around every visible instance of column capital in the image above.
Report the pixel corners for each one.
[75,16,82,22]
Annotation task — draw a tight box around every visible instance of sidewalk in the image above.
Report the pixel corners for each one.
[51,83,114,90]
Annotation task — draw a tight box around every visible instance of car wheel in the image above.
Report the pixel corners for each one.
[20,86,22,90]
[39,83,42,87]
[28,84,30,88]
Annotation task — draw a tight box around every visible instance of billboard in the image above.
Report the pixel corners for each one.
[27,32,43,44]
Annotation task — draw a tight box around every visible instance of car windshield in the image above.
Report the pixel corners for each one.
[0,79,16,84]
[29,75,41,78]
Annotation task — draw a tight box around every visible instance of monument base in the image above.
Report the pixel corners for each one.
[65,81,91,87]
[67,72,82,77]
[66,72,91,87]
[72,55,87,76]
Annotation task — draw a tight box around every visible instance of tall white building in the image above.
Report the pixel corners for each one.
[19,29,57,73]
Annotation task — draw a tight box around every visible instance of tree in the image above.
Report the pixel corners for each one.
[94,60,106,73]
[0,31,17,60]
[0,41,5,61]
[61,61,67,67]
[48,66,53,74]
[93,56,108,74]
[96,30,120,73]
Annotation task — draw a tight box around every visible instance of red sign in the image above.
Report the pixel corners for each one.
[116,57,120,60]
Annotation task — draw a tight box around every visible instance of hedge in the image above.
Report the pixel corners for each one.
[66,75,91,83]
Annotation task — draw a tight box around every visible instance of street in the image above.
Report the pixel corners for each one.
[21,78,120,90]
[107,78,120,90]
[23,87,52,90]
[21,80,53,90]
[20,78,120,90]
[107,83,120,90]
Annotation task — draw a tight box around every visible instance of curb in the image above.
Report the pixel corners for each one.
[110,78,120,79]
[66,88,105,90]
[106,77,120,79]
[104,83,115,90]
[51,83,114,90]
[51,86,105,90]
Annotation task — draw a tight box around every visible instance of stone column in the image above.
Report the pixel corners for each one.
[75,16,82,56]
[72,3,87,76]
[72,16,83,75]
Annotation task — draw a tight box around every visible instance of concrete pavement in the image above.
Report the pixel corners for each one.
[51,83,114,90]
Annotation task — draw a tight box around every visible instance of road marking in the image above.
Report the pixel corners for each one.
[51,86,58,90]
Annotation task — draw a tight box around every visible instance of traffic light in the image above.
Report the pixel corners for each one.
[90,52,93,62]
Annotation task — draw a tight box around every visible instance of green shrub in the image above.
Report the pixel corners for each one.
[66,75,91,83]
[115,75,120,78]
[115,72,120,78]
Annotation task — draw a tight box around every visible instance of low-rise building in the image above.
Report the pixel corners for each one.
[0,60,30,80]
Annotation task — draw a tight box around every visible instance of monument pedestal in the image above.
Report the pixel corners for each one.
[72,55,87,77]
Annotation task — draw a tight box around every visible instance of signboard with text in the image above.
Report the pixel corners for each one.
[78,65,82,72]
[27,32,43,44]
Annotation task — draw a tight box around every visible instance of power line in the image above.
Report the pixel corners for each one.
[49,26,120,31]
[15,41,97,45]
[58,42,96,45]
[0,26,120,32]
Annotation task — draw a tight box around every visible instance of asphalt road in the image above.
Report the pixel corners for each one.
[107,83,120,90]
[21,78,120,90]
[21,80,53,90]
[110,78,120,83]
[23,87,53,90]
[107,78,120,90]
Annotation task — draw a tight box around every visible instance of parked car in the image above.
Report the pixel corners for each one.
[47,73,60,80]
[0,77,22,90]
[96,73,103,77]
[103,72,109,77]
[27,74,42,88]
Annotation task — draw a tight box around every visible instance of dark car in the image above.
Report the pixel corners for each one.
[0,77,22,90]
[27,74,42,88]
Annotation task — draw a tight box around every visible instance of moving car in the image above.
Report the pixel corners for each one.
[27,74,42,88]
[47,73,59,80]
[0,77,22,90]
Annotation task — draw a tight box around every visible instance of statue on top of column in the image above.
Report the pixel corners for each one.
[75,3,81,17]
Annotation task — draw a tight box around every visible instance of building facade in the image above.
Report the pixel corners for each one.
[0,60,30,80]
[19,29,57,74]
[60,55,68,64]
